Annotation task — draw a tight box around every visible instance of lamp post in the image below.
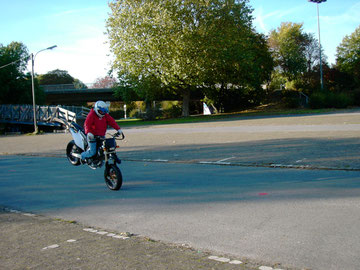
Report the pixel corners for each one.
[308,0,326,90]
[30,45,57,133]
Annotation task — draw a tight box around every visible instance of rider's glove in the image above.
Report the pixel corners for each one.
[115,129,123,137]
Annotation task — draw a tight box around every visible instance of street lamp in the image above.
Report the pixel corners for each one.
[308,0,326,90]
[30,45,57,133]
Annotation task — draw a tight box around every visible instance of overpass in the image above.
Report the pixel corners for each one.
[42,84,185,105]
[43,85,119,105]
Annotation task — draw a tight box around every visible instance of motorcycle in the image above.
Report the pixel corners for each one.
[65,122,124,191]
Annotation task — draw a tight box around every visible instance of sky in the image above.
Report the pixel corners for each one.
[1,0,360,84]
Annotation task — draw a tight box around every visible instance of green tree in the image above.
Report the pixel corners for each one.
[268,22,328,96]
[268,23,309,81]
[336,25,360,86]
[0,42,44,104]
[37,69,87,89]
[37,69,74,85]
[107,0,271,115]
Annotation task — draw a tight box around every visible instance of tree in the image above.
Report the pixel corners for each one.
[37,69,87,89]
[107,0,271,115]
[336,25,360,86]
[37,69,75,85]
[93,76,117,88]
[0,42,44,104]
[268,22,309,82]
[196,1,273,112]
[268,22,328,95]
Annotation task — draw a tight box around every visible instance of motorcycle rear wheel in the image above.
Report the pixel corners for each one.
[104,164,122,190]
[66,140,81,166]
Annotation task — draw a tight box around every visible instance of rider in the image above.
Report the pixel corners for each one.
[81,100,122,162]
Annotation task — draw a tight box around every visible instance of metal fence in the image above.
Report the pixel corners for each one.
[0,104,90,126]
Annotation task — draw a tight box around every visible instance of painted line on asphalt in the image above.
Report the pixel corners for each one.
[124,157,360,171]
[14,153,360,171]
[3,207,289,269]
[83,228,131,239]
[207,255,284,270]
[216,156,236,163]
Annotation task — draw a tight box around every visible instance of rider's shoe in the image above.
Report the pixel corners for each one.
[81,158,88,164]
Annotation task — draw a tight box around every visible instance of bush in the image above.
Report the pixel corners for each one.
[309,91,353,109]
[162,104,182,119]
[350,88,360,106]
[309,92,327,109]
[109,109,125,119]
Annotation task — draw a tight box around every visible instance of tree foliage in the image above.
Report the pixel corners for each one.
[93,76,117,88]
[268,22,309,81]
[37,69,75,85]
[0,42,44,104]
[336,25,360,86]
[268,22,328,94]
[107,0,273,115]
[37,69,87,89]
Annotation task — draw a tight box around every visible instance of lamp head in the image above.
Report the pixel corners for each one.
[47,45,57,50]
[308,0,326,3]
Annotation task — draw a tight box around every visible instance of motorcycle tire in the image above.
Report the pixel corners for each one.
[66,140,81,166]
[104,164,123,191]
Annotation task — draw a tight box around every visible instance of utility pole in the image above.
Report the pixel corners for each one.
[308,0,326,90]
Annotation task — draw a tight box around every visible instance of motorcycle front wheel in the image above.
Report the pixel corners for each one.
[66,140,81,166]
[104,164,123,190]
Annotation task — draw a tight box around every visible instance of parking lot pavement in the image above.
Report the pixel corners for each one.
[1,110,360,270]
[0,207,281,270]
[2,110,360,170]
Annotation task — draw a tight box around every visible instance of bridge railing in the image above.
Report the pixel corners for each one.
[0,104,90,127]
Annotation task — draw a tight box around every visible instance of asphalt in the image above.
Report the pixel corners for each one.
[1,110,360,270]
[1,207,265,270]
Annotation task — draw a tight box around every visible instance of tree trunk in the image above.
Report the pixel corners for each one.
[182,88,190,117]
[145,100,153,120]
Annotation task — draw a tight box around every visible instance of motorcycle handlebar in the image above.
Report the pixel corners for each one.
[115,132,125,140]
[106,131,125,140]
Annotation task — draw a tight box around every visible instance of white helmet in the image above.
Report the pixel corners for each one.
[94,101,109,117]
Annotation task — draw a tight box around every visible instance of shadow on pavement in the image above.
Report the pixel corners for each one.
[120,137,360,170]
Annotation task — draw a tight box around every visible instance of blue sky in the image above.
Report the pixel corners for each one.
[1,0,360,84]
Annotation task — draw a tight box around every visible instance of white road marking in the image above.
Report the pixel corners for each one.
[259,267,273,270]
[229,260,243,264]
[82,227,130,240]
[42,244,59,250]
[23,213,36,217]
[214,257,231,263]
[259,266,284,270]
[217,157,235,163]
[208,255,242,264]
[96,231,108,235]
[112,235,129,240]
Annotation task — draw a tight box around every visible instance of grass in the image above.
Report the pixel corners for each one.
[115,105,346,128]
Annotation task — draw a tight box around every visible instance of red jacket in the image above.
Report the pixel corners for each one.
[84,108,120,136]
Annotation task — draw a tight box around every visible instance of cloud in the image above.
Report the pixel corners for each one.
[316,2,360,64]
[33,35,111,83]
[26,5,112,83]
[322,2,360,28]
[253,4,308,34]
[253,7,268,33]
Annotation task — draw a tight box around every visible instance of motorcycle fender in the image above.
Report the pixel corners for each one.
[70,128,85,151]
[108,155,121,165]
